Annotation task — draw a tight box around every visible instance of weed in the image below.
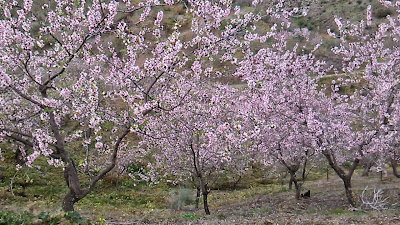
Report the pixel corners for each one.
[63,211,88,225]
[95,215,107,225]
[169,188,194,210]
[38,211,60,225]
[327,208,348,215]
[327,208,365,216]
[0,210,34,225]
[182,213,199,220]
[216,213,227,220]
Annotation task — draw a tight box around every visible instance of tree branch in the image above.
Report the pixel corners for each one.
[84,125,130,195]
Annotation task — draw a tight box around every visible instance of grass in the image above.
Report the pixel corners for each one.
[2,139,400,224]
[1,1,400,223]
[182,213,200,220]
[326,208,364,216]
[2,154,400,224]
[0,209,93,225]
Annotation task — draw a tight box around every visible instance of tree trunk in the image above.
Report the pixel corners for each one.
[363,168,369,177]
[62,192,78,212]
[203,191,210,215]
[343,178,356,207]
[59,127,129,212]
[190,143,211,215]
[326,167,329,181]
[295,182,301,200]
[361,162,372,177]
[199,180,210,215]
[323,152,359,207]
[61,160,83,211]
[289,175,294,190]
[195,187,200,209]
[290,172,301,200]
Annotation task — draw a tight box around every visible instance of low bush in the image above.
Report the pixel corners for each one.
[169,188,194,210]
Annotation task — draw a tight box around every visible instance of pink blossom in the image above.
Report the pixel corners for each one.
[95,142,103,149]
[367,5,372,26]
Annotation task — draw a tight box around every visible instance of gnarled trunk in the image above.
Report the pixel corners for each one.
[326,167,329,181]
[301,157,308,183]
[62,162,83,211]
[283,163,301,199]
[190,143,211,215]
[294,181,301,200]
[323,152,359,207]
[58,127,130,212]
[231,176,242,190]
[62,192,79,212]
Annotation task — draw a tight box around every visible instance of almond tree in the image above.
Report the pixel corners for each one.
[235,39,348,200]
[324,1,400,205]
[0,0,244,211]
[137,84,248,215]
[230,1,360,204]
[229,1,312,199]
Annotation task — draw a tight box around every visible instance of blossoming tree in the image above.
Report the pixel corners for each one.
[229,1,361,205]
[235,38,352,200]
[324,1,400,206]
[0,0,245,211]
[138,84,249,214]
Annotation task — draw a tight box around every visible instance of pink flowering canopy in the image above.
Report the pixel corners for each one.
[330,1,400,160]
[0,0,399,213]
[137,83,246,184]
[229,1,354,167]
[0,0,260,211]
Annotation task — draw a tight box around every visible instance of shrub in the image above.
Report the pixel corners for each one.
[169,188,194,210]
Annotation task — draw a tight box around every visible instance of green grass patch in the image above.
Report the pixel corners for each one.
[182,213,199,220]
[0,210,34,225]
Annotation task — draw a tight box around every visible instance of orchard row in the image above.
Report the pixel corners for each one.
[0,0,399,214]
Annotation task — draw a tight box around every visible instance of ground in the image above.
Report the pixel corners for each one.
[101,176,400,225]
[1,167,399,224]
